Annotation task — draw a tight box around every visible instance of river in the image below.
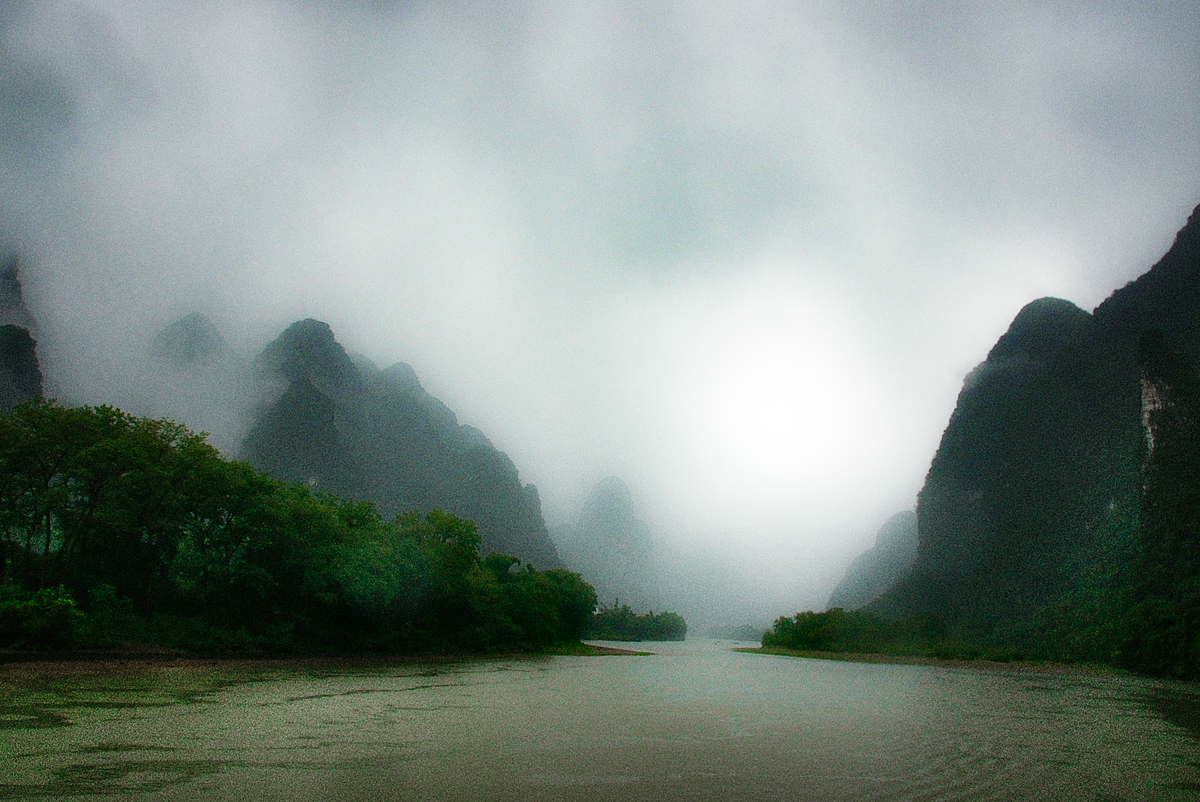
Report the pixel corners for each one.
[3,639,1200,801]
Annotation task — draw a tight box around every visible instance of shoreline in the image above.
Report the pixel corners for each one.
[576,643,653,656]
[0,642,650,677]
[738,646,1124,676]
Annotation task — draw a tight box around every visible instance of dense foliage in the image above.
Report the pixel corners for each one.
[0,400,597,654]
[762,608,1031,662]
[586,602,687,641]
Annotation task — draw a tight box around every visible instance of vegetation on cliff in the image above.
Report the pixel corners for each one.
[820,203,1200,678]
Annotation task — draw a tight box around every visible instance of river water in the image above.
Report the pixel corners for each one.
[3,639,1200,801]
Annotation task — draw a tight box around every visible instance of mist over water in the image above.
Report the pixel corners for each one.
[1,1,1198,620]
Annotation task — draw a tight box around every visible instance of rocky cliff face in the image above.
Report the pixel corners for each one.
[871,203,1200,635]
[240,318,560,567]
[827,510,917,611]
[0,257,42,413]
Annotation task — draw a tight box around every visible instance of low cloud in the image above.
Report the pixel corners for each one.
[1,0,1197,620]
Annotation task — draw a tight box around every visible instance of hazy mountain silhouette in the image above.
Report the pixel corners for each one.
[240,318,560,567]
[554,476,657,610]
[140,313,257,455]
[152,312,232,365]
[0,257,42,413]
[871,202,1200,645]
[827,510,917,611]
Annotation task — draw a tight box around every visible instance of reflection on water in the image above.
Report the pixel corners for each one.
[3,640,1200,801]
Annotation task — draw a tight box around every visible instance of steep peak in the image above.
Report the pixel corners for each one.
[0,255,36,330]
[256,318,363,402]
[986,297,1091,364]
[378,361,424,392]
[153,313,231,365]
[584,476,634,513]
[0,256,21,311]
[1166,202,1200,265]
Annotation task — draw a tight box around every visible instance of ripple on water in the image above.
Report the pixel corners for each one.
[0,758,225,798]
[4,648,1200,801]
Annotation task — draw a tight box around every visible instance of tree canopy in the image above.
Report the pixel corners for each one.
[0,400,597,655]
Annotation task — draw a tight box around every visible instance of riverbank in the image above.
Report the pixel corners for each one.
[0,642,648,675]
[738,646,1124,676]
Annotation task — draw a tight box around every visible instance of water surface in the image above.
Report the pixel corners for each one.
[3,639,1200,801]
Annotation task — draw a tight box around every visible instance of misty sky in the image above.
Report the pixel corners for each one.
[2,0,1199,620]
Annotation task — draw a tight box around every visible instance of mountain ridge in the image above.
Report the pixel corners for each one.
[867,201,1200,654]
[239,317,561,567]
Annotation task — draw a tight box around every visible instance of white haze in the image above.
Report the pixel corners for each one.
[1,0,1198,626]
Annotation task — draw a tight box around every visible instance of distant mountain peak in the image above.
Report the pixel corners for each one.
[256,318,364,402]
[153,313,231,365]
[378,361,423,392]
[556,475,655,610]
[585,476,634,512]
[0,255,36,331]
[986,297,1090,364]
[242,318,560,567]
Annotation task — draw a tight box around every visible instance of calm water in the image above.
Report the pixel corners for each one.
[3,639,1200,801]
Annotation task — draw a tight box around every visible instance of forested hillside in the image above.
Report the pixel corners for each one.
[0,401,596,654]
[861,202,1200,674]
[238,319,561,568]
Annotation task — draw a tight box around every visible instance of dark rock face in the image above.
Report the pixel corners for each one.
[827,511,917,611]
[872,203,1200,632]
[555,477,657,610]
[0,324,41,413]
[1134,329,1200,603]
[241,374,361,495]
[255,319,364,408]
[0,257,42,413]
[0,260,23,317]
[240,319,560,567]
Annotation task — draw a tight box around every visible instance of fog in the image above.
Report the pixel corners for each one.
[2,0,1198,627]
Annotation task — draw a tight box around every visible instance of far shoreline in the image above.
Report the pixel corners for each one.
[737,646,1124,677]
